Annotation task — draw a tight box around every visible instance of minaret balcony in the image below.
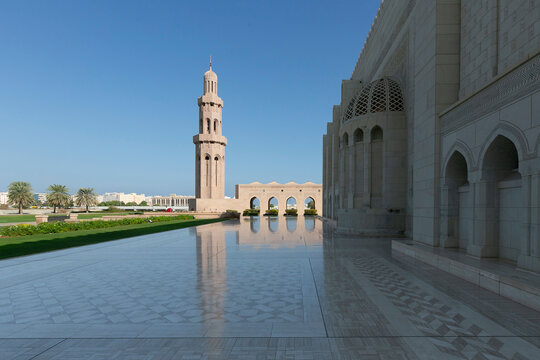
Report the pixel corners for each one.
[193,134,227,145]
[198,94,223,107]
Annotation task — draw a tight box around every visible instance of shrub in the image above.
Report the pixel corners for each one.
[285,209,298,216]
[242,209,260,216]
[105,206,121,212]
[304,209,317,216]
[264,209,278,216]
[0,215,195,237]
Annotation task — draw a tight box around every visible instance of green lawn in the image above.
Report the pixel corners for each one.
[0,215,36,223]
[0,218,225,260]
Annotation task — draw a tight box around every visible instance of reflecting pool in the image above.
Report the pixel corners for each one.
[0,217,539,359]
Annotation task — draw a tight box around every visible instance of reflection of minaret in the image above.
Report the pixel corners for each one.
[193,61,227,199]
[196,224,227,320]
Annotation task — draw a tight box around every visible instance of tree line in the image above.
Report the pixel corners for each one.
[6,181,97,214]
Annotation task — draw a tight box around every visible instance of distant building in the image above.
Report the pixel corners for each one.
[102,192,147,204]
[0,192,8,205]
[34,193,47,204]
[151,194,193,207]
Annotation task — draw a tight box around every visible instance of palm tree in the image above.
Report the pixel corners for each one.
[75,188,98,213]
[7,181,34,215]
[46,184,70,213]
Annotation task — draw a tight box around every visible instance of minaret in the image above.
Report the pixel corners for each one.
[193,61,227,199]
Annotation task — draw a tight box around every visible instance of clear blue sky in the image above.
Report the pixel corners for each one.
[0,0,380,197]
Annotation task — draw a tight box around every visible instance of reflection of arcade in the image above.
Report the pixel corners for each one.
[195,225,227,320]
[239,217,322,249]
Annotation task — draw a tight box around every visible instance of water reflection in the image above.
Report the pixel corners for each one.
[305,217,315,232]
[238,216,322,249]
[193,217,324,327]
[196,226,227,320]
[286,217,297,232]
[268,217,279,232]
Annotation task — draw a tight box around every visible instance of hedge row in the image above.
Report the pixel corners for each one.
[265,209,279,216]
[304,209,317,215]
[242,209,260,216]
[0,215,195,237]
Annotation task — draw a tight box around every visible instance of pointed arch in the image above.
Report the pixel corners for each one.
[478,123,528,169]
[442,140,475,176]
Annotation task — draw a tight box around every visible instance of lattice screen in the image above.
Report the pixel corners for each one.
[343,77,405,122]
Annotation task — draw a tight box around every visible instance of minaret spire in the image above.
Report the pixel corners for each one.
[209,55,212,70]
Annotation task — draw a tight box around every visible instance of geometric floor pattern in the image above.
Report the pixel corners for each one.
[1,217,539,359]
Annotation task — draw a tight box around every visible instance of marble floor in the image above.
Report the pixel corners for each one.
[0,217,539,359]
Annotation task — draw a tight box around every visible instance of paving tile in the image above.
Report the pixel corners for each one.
[0,219,539,359]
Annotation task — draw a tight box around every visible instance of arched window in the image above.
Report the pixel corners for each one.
[371,126,383,141]
[342,132,349,147]
[214,156,219,186]
[205,155,210,187]
[354,128,363,143]
[206,119,211,133]
[214,119,218,132]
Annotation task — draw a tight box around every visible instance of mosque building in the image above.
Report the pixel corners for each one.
[322,0,540,272]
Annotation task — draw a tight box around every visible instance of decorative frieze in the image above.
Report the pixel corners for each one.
[441,54,540,135]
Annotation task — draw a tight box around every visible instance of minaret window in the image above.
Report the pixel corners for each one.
[207,119,210,133]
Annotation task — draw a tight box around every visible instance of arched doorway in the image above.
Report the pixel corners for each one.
[250,197,260,210]
[305,197,315,210]
[268,197,278,211]
[286,197,297,210]
[442,151,469,249]
[481,135,521,261]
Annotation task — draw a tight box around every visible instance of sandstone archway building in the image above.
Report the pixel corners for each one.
[323,0,540,272]
[189,63,322,214]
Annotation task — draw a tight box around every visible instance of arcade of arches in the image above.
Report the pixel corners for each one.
[191,181,322,216]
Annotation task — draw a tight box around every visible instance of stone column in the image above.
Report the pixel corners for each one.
[469,180,498,258]
[518,173,540,272]
[363,140,370,207]
[440,182,459,248]
[348,144,354,209]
